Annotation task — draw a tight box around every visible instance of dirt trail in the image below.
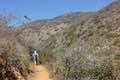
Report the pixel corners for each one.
[27,65,52,80]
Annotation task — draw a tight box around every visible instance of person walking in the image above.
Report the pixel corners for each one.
[32,50,39,65]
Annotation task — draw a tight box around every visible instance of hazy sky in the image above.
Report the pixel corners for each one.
[0,0,113,21]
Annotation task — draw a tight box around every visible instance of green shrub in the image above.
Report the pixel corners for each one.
[106,32,120,38]
[89,61,115,80]
[63,27,77,47]
[114,54,120,60]
[39,48,48,63]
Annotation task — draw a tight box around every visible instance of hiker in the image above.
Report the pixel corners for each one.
[32,50,39,65]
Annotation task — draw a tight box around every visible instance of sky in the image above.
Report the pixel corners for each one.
[0,0,113,25]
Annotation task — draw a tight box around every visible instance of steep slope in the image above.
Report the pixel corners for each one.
[38,1,120,80]
[42,0,120,60]
[15,12,93,50]
[14,1,120,80]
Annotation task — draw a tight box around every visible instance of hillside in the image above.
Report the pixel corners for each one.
[41,1,120,80]
[0,0,120,80]
[15,12,93,50]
